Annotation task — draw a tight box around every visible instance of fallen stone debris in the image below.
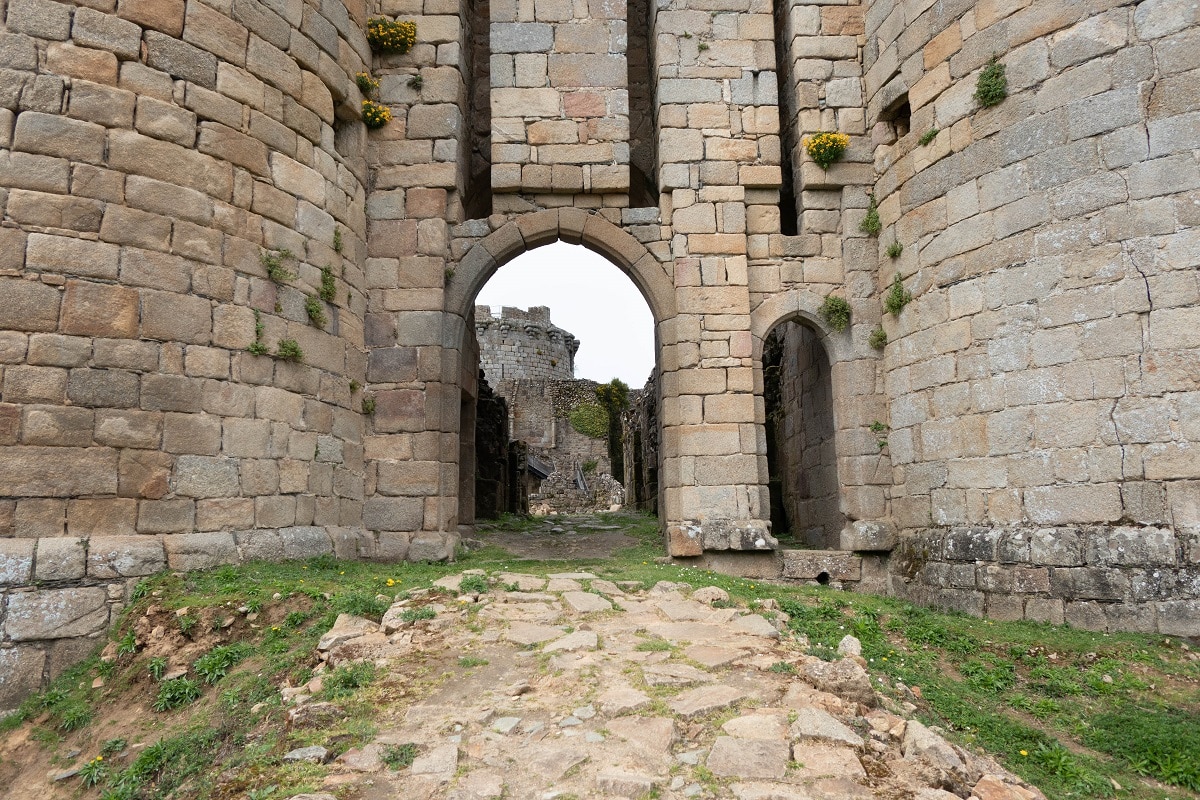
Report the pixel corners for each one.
[279,573,1044,800]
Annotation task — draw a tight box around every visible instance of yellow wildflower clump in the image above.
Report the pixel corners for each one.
[355,71,380,97]
[367,17,417,54]
[362,99,392,129]
[803,131,850,169]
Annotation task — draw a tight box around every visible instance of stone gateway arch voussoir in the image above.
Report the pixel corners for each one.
[446,210,676,325]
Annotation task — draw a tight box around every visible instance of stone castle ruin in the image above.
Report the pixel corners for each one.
[474,305,626,514]
[1,0,1198,704]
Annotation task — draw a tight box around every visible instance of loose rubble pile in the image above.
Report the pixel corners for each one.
[281,573,1044,800]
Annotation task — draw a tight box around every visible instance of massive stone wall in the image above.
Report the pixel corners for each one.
[860,0,1200,631]
[0,0,380,706]
[1,0,1198,708]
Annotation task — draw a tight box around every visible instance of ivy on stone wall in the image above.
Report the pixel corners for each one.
[569,403,609,439]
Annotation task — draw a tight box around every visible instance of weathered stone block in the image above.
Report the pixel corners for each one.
[0,539,35,585]
[781,550,862,581]
[33,537,86,581]
[4,587,109,640]
[87,535,167,578]
[163,531,237,570]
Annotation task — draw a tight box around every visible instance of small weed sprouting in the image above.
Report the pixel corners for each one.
[768,661,796,674]
[400,606,436,623]
[153,677,202,712]
[260,249,295,283]
[275,338,303,362]
[886,241,904,258]
[349,379,361,393]
[304,295,327,328]
[354,71,380,97]
[975,57,1008,108]
[320,266,337,303]
[859,194,881,237]
[382,743,419,770]
[918,128,939,146]
[408,74,423,91]
[869,326,888,349]
[332,227,344,253]
[248,309,269,355]
[444,266,455,284]
[458,656,489,668]
[883,273,912,316]
[194,644,251,685]
[320,662,376,700]
[634,638,673,652]
[57,702,93,732]
[177,614,198,637]
[819,295,852,333]
[79,755,107,788]
[148,656,168,681]
[362,395,376,415]
[116,630,138,657]
[458,574,489,595]
[101,738,128,757]
[697,42,709,51]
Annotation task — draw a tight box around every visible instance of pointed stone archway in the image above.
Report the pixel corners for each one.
[750,289,894,553]
[440,209,676,540]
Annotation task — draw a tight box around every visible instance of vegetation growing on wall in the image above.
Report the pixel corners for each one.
[975,57,1008,108]
[596,378,631,478]
[568,403,608,439]
[819,295,852,332]
[803,131,850,169]
[366,18,417,53]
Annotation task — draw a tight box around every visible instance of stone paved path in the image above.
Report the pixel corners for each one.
[287,573,1044,800]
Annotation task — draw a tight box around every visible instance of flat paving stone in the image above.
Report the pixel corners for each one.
[643,662,713,686]
[685,644,747,668]
[548,572,597,579]
[722,710,790,740]
[668,684,749,718]
[706,737,791,779]
[730,614,780,637]
[546,578,583,591]
[789,744,866,778]
[607,716,676,754]
[496,573,546,591]
[731,783,817,800]
[411,743,459,776]
[790,707,864,748]
[596,686,652,714]
[656,599,713,621]
[596,770,657,797]
[526,745,588,780]
[544,629,599,652]
[646,622,729,642]
[504,621,563,645]
[562,591,613,613]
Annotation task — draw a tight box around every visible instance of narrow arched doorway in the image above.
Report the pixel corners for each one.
[762,319,844,548]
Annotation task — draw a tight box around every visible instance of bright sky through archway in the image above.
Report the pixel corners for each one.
[475,242,655,387]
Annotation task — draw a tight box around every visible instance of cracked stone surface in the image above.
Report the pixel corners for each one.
[289,575,1046,800]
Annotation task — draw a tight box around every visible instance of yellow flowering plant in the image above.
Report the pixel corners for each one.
[355,71,380,97]
[803,131,850,169]
[362,99,392,129]
[367,17,417,54]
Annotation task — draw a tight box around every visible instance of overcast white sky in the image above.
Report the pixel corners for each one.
[475,241,656,387]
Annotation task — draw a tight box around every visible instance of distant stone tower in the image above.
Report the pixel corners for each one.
[475,306,579,385]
